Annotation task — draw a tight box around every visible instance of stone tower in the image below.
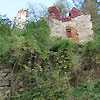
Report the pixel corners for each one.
[14,9,28,29]
[48,6,94,43]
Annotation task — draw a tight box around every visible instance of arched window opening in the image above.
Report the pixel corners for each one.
[66,29,72,38]
[66,27,79,41]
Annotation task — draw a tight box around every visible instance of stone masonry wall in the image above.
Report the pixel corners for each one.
[0,62,25,100]
[48,6,94,43]
[49,14,93,43]
[0,62,26,100]
[0,62,11,100]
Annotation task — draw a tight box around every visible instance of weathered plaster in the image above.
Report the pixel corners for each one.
[48,7,94,43]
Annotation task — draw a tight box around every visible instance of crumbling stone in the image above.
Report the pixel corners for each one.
[0,62,11,100]
[14,9,28,29]
[48,6,94,43]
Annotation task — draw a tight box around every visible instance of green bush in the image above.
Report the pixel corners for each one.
[4,19,76,99]
[0,19,51,69]
[1,14,100,100]
[82,35,100,70]
[72,80,100,100]
[50,38,75,72]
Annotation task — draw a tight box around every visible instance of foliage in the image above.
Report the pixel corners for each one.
[50,38,75,72]
[82,35,100,70]
[6,36,75,99]
[7,69,70,100]
[81,0,99,17]
[82,0,100,34]
[28,3,48,21]
[7,70,100,100]
[0,15,12,65]
[72,80,100,100]
[0,15,76,100]
[55,0,72,11]
[0,18,51,69]
[1,7,100,100]
[0,15,11,36]
[54,3,67,17]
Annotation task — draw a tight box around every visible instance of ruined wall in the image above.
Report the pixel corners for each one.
[0,62,24,100]
[49,14,93,43]
[48,7,94,43]
[0,62,11,100]
[14,9,28,29]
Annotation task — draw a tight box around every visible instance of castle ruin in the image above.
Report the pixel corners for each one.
[14,7,94,43]
[14,9,28,29]
[48,6,94,43]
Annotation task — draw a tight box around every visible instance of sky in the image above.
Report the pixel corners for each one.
[0,0,56,20]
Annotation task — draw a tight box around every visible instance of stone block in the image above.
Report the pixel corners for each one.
[0,81,9,87]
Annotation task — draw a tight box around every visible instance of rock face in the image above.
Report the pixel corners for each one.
[0,62,11,100]
[0,62,25,100]
[48,7,94,43]
[0,62,25,99]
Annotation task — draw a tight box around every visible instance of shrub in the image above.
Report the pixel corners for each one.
[82,35,100,70]
[50,37,75,72]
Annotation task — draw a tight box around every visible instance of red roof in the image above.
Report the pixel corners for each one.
[48,6,87,22]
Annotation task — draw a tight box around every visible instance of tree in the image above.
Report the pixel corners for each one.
[81,0,100,34]
[72,0,100,15]
[54,0,73,17]
[56,0,72,10]
[82,0,99,17]
[54,3,67,17]
[72,0,83,9]
[28,3,48,21]
[0,14,11,36]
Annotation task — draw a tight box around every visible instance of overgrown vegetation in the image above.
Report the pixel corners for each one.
[0,0,100,99]
[82,35,100,70]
